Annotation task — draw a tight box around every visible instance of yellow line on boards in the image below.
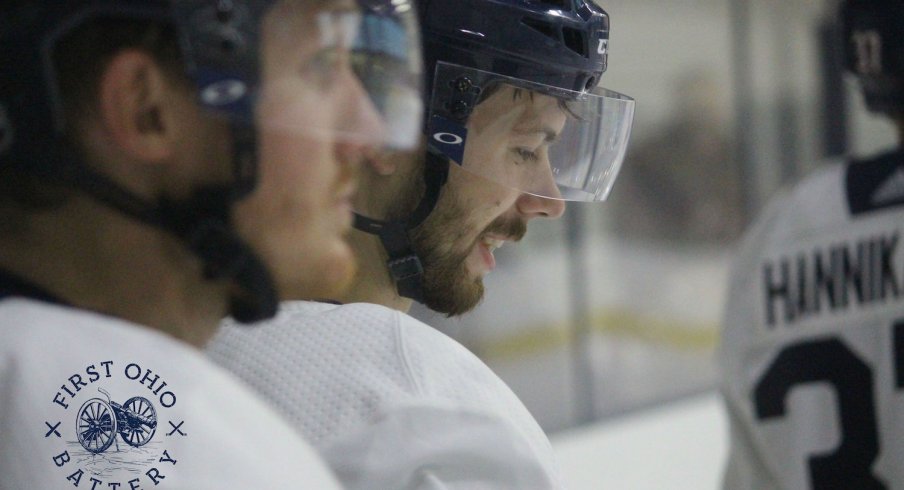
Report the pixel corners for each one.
[474,308,719,361]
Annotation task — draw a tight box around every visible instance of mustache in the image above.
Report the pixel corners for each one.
[482,215,527,242]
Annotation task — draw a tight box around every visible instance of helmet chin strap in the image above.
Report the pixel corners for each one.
[54,124,278,324]
[353,150,449,303]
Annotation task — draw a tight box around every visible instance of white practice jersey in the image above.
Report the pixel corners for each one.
[0,296,342,490]
[208,300,565,490]
[719,151,904,490]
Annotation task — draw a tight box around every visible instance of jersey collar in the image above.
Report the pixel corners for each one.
[0,268,67,305]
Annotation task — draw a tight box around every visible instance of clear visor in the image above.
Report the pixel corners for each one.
[185,0,422,151]
[427,62,634,201]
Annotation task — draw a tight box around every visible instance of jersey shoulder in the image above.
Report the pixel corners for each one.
[724,153,904,340]
[209,301,427,443]
[0,298,341,489]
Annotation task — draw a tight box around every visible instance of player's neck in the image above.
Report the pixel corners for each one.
[0,196,230,346]
[334,228,414,313]
[335,154,425,313]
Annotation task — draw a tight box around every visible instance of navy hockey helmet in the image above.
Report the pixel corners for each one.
[421,0,610,109]
[421,0,634,203]
[841,0,904,115]
[0,1,422,322]
[354,0,634,304]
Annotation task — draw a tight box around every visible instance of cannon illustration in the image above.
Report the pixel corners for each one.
[75,388,157,453]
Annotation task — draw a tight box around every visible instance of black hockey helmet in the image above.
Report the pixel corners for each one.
[841,0,904,115]
[0,1,422,322]
[354,0,634,303]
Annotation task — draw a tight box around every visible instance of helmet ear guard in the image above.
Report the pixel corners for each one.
[842,0,904,115]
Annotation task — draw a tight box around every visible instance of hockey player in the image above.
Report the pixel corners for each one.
[719,1,904,488]
[208,0,634,488]
[0,1,421,488]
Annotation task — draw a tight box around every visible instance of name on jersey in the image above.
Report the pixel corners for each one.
[763,231,900,327]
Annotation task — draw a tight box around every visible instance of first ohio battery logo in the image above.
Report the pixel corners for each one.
[44,361,186,488]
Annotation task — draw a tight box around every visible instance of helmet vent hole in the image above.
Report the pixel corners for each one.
[535,0,570,9]
[522,17,557,41]
[562,27,586,57]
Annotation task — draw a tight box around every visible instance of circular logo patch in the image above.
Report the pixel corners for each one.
[45,361,187,488]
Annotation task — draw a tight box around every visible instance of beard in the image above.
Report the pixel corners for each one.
[407,177,527,317]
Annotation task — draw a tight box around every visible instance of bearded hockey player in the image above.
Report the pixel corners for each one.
[208,0,634,488]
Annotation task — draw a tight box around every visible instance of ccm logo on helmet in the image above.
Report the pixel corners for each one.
[597,38,608,55]
[433,132,464,145]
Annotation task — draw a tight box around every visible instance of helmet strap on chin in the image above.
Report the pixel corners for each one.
[53,123,279,324]
[158,123,279,324]
[2,2,285,324]
[353,149,449,303]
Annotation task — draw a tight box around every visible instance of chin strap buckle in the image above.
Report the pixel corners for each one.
[376,221,425,303]
[388,255,423,283]
[387,254,425,303]
[353,214,428,302]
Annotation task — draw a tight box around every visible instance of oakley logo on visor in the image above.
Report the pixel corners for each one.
[0,103,13,155]
[429,115,467,164]
[433,132,463,145]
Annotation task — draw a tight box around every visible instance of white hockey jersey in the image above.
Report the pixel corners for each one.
[0,293,342,490]
[719,151,904,489]
[208,300,566,490]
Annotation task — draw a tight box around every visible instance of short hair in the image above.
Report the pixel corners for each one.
[0,13,186,212]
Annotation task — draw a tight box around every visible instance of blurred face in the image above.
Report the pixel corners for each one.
[410,86,567,315]
[234,0,385,301]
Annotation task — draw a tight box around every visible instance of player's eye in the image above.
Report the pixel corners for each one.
[513,147,539,163]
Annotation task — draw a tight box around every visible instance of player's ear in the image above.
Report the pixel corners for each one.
[96,49,182,163]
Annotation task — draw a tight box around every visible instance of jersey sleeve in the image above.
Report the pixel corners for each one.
[208,301,566,489]
[391,313,566,488]
[319,403,560,490]
[308,309,566,489]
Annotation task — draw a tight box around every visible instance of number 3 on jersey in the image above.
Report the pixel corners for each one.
[752,321,904,489]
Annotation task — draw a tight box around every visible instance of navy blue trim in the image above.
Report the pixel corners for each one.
[846,150,904,216]
[313,299,344,306]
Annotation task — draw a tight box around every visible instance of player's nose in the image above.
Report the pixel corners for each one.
[516,192,566,219]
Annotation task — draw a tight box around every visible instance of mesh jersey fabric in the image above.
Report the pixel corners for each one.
[207,300,566,489]
[718,155,904,489]
[0,297,342,490]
